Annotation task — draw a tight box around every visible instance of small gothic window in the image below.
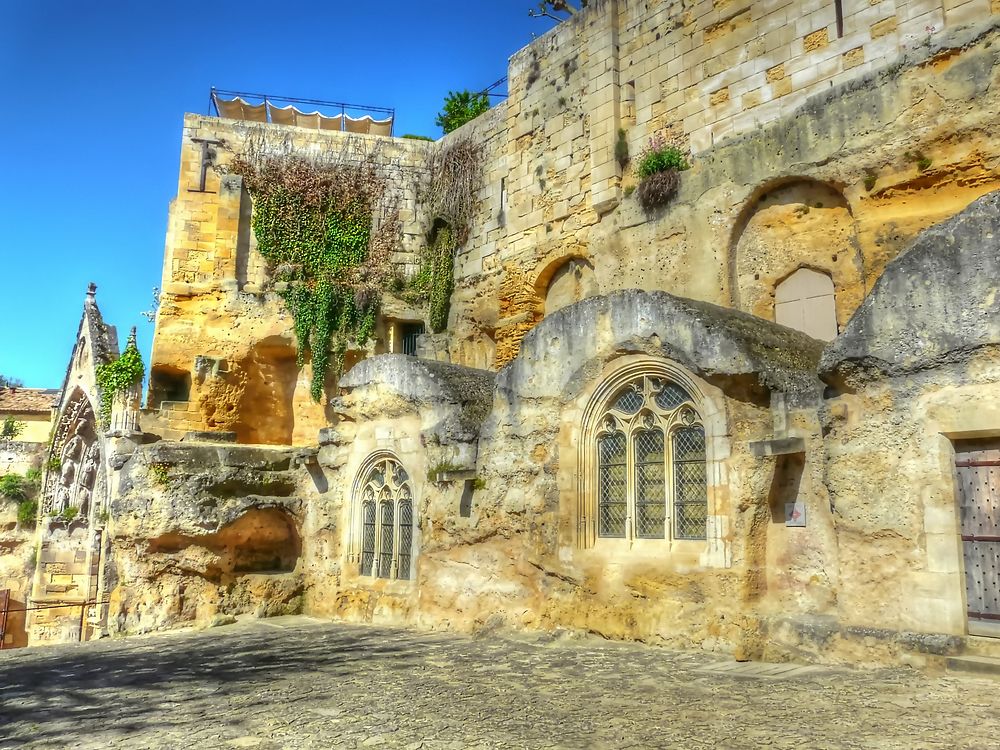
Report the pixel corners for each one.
[357,456,416,580]
[596,377,707,541]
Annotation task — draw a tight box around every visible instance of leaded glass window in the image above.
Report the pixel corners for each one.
[360,495,376,576]
[398,499,413,580]
[378,497,394,578]
[673,426,708,540]
[595,376,707,542]
[357,456,416,580]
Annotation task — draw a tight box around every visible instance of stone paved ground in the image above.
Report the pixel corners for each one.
[1,617,999,749]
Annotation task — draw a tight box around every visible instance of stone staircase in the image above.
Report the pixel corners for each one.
[946,636,1000,678]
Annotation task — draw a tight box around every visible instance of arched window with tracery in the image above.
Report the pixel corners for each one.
[595,377,707,541]
[357,455,415,580]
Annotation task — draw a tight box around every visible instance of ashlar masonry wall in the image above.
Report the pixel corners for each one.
[445,6,1000,370]
[150,116,435,445]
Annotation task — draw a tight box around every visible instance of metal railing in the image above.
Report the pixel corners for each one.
[209,87,395,135]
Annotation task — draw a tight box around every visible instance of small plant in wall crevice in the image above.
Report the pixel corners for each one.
[634,134,690,212]
[903,150,932,172]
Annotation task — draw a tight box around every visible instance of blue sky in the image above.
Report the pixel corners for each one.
[0,1,556,388]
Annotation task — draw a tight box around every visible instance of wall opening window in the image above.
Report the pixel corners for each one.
[149,366,192,408]
[400,322,424,356]
[595,376,707,541]
[834,0,844,38]
[357,455,415,580]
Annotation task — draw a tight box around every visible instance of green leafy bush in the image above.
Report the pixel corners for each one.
[401,134,434,141]
[17,498,37,527]
[59,506,78,522]
[636,139,689,178]
[427,460,464,482]
[1,416,24,441]
[95,329,144,426]
[0,473,25,501]
[150,463,170,486]
[24,467,41,493]
[435,90,490,135]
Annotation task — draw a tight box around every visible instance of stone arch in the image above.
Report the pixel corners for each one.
[495,253,598,368]
[575,356,728,552]
[535,255,599,316]
[346,450,417,580]
[44,387,103,519]
[729,177,864,332]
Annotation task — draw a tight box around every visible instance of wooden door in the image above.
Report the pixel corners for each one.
[955,440,1000,636]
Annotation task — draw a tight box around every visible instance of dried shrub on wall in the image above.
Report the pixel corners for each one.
[402,136,483,332]
[635,170,680,212]
[634,134,689,213]
[223,129,402,401]
[425,136,484,247]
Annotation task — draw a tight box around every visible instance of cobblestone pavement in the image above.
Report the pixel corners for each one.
[1,616,999,750]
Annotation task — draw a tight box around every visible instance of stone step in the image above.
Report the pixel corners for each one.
[946,654,1000,678]
[964,635,1000,658]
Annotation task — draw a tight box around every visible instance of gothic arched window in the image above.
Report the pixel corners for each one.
[357,456,415,580]
[595,377,707,541]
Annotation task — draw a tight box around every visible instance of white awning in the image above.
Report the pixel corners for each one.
[216,96,267,122]
[213,94,393,136]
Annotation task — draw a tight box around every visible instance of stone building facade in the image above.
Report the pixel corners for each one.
[3,2,1000,666]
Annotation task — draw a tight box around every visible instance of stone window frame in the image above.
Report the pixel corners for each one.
[594,376,708,542]
[349,451,416,582]
[573,357,731,567]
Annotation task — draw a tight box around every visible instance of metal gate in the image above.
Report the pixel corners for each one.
[0,589,9,649]
[955,440,1000,636]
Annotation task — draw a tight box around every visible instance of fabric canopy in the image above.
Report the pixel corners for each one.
[344,115,393,136]
[268,103,344,131]
[214,95,392,136]
[216,96,267,122]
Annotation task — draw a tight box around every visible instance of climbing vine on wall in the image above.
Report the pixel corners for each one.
[427,225,455,333]
[95,330,144,426]
[224,130,399,401]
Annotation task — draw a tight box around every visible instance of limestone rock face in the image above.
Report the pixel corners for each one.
[502,289,824,405]
[106,442,310,636]
[822,189,1000,384]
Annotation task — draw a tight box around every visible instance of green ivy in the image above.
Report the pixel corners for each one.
[95,329,144,426]
[397,225,455,333]
[428,226,455,333]
[233,155,387,402]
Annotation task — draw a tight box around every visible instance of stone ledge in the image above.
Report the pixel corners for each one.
[749,437,806,458]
